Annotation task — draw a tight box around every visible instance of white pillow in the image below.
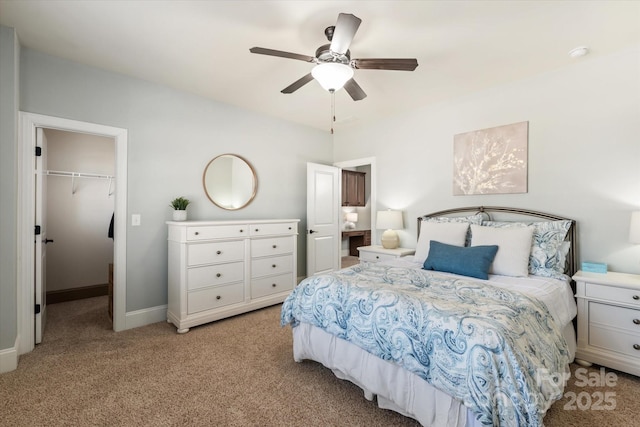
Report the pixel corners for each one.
[470,224,534,277]
[414,221,469,264]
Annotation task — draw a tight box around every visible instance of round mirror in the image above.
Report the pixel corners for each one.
[203,154,257,210]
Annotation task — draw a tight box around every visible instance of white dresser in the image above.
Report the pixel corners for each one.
[573,270,640,376]
[167,219,299,333]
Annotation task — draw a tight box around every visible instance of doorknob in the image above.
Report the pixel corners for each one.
[309,229,317,234]
[43,238,54,244]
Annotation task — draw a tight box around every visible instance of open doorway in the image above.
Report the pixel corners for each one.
[334,157,376,269]
[43,129,115,322]
[18,112,128,356]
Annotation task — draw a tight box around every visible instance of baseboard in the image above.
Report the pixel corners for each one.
[0,336,19,373]
[47,284,108,304]
[124,304,168,330]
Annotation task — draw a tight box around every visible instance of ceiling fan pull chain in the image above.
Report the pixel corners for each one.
[330,89,336,134]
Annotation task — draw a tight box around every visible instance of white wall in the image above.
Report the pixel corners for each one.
[19,48,332,312]
[334,46,640,275]
[45,129,114,292]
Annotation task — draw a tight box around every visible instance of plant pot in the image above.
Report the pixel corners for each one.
[173,210,187,221]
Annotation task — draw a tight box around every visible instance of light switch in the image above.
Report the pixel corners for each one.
[132,214,141,226]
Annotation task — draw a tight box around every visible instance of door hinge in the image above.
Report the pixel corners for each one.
[35,146,42,156]
[35,225,41,235]
[35,304,41,314]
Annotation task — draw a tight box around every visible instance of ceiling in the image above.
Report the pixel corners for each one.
[1,1,639,132]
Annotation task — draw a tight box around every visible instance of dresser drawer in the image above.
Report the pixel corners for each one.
[249,222,297,236]
[187,262,244,290]
[590,301,640,333]
[187,240,245,266]
[359,251,395,263]
[187,283,244,314]
[252,254,293,278]
[589,325,640,359]
[186,224,249,241]
[586,283,640,307]
[251,236,294,258]
[251,273,294,299]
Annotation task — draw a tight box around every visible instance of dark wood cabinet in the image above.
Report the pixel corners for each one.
[342,170,366,207]
[342,230,371,256]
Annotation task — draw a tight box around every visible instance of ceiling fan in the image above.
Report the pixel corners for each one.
[249,13,418,101]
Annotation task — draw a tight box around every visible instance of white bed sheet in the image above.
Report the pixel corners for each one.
[291,263,577,427]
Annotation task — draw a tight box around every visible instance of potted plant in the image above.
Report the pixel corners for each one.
[170,196,190,221]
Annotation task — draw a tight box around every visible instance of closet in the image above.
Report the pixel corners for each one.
[44,129,115,314]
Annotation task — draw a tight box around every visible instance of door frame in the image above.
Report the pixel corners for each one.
[17,112,128,354]
[334,157,377,246]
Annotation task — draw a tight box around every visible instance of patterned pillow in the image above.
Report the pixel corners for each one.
[482,220,572,279]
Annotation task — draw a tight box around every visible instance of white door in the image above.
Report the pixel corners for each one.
[35,127,49,344]
[306,163,341,276]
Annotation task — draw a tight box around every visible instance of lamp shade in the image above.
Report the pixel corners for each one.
[376,210,403,230]
[345,212,358,223]
[630,211,640,244]
[311,63,354,92]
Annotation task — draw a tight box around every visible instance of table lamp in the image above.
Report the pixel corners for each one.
[377,210,403,249]
[344,212,358,230]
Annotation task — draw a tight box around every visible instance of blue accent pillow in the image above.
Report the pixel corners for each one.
[423,240,499,280]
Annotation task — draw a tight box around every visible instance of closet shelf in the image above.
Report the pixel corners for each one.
[46,170,114,179]
[45,170,115,195]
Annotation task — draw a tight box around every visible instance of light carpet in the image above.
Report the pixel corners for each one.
[1,296,639,426]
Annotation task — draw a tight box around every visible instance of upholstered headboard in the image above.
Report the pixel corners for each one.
[418,206,577,278]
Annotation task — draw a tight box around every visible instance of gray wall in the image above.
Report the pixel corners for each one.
[19,48,332,313]
[334,46,640,275]
[0,26,19,352]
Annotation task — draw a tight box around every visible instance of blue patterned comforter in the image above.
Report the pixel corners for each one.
[281,263,570,426]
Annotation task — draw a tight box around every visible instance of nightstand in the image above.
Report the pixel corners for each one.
[357,245,415,263]
[573,270,640,376]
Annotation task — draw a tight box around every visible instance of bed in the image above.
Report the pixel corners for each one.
[281,206,578,427]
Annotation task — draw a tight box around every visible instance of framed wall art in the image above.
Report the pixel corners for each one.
[453,121,528,195]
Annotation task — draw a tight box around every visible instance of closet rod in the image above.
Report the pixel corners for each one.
[45,170,115,195]
[45,170,114,180]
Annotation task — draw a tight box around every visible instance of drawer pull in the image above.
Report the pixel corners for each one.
[634,295,640,300]
[376,255,380,259]
[272,245,277,249]
[194,232,199,236]
[634,344,640,350]
[216,273,222,278]
[255,228,259,232]
[634,319,640,325]
[272,264,277,268]
[271,283,277,288]
[216,250,222,255]
[239,229,244,233]
[288,227,292,230]
[216,295,221,300]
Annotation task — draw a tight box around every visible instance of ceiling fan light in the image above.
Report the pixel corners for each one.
[311,63,354,92]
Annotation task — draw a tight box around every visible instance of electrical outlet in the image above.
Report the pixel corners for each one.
[131,214,141,226]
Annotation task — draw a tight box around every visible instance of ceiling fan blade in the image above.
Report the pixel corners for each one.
[343,79,367,101]
[352,58,418,71]
[330,13,362,55]
[249,47,316,63]
[281,73,314,94]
